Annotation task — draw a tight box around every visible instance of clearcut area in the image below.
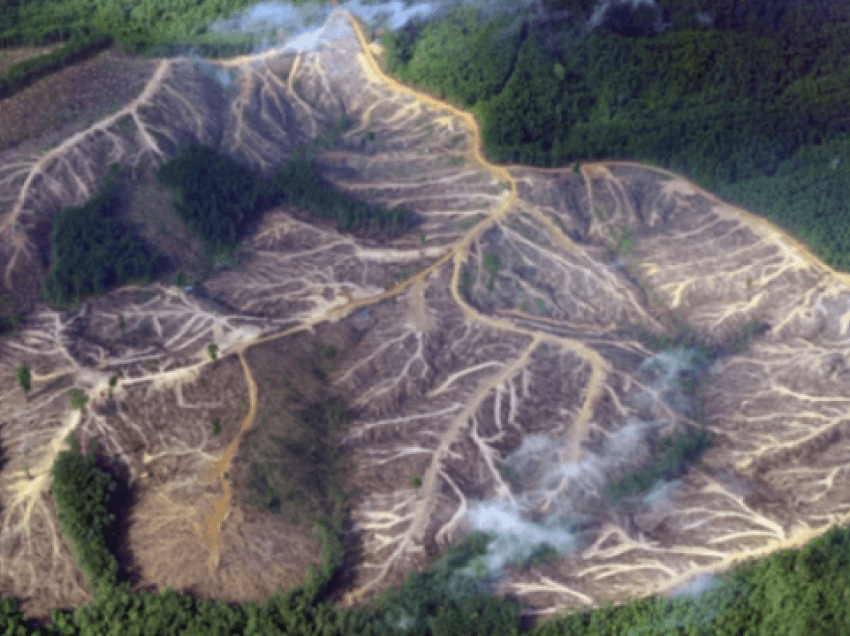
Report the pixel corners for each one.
[1,3,850,630]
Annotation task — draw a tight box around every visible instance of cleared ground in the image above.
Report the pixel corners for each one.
[1,7,850,625]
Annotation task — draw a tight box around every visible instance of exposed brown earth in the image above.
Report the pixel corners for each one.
[0,44,158,152]
[1,7,850,629]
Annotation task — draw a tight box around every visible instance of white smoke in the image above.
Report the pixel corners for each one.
[199,1,446,57]
[189,57,239,89]
[668,573,716,598]
[458,346,711,590]
[586,0,665,33]
[462,498,580,577]
[189,0,558,60]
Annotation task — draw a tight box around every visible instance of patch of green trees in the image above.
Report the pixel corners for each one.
[604,425,716,503]
[41,163,165,310]
[153,136,417,254]
[49,434,119,595]
[0,366,848,633]
[0,291,21,336]
[5,504,850,635]
[14,362,30,394]
[68,387,89,412]
[152,143,270,253]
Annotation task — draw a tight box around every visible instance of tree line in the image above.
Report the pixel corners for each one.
[381,1,850,276]
[49,434,120,595]
[1,0,326,58]
[3,428,850,634]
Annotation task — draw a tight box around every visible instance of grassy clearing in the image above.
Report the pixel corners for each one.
[235,339,351,532]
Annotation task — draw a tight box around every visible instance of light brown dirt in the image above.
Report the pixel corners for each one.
[0,44,158,152]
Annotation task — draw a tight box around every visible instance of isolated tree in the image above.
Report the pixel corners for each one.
[69,388,89,413]
[14,362,31,395]
[207,343,218,360]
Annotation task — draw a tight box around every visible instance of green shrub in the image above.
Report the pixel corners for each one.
[68,388,89,412]
[14,363,31,394]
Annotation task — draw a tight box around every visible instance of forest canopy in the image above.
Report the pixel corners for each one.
[41,163,165,309]
[381,0,850,275]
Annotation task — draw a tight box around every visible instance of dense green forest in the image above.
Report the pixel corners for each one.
[41,163,165,310]
[0,0,312,49]
[4,0,850,633]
